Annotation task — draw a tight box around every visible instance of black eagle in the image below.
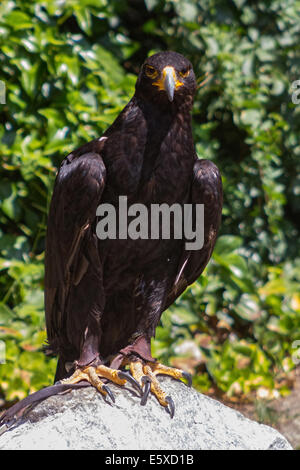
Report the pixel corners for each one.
[1,51,222,425]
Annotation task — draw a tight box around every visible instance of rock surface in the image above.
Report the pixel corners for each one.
[0,377,292,450]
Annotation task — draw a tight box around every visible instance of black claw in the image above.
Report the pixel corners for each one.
[118,371,142,394]
[182,371,192,387]
[103,385,115,403]
[140,376,151,406]
[166,396,175,419]
[0,424,9,437]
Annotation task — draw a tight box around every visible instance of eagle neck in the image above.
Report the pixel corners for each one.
[136,97,195,187]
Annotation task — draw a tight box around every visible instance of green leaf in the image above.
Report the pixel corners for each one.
[214,236,243,256]
[3,10,33,30]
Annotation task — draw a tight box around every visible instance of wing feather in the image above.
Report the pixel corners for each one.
[44,139,107,355]
[165,159,223,309]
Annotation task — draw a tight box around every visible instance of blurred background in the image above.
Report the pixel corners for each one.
[0,0,300,446]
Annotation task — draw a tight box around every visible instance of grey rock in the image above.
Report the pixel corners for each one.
[0,377,292,450]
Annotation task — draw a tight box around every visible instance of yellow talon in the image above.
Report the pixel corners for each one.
[60,363,129,401]
[126,359,190,417]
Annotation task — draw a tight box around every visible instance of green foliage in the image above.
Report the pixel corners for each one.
[0,0,300,404]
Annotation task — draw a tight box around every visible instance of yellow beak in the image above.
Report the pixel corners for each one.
[153,66,183,102]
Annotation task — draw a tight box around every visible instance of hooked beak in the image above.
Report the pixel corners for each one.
[153,66,183,102]
[163,66,176,102]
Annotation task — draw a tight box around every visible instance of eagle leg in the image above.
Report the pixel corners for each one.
[123,359,191,418]
[59,363,141,402]
[110,335,191,417]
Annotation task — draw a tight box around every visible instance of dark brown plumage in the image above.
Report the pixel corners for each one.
[0,51,222,426]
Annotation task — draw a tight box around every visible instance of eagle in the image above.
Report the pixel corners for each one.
[0,51,222,425]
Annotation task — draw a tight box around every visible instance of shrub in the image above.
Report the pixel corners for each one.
[0,0,299,404]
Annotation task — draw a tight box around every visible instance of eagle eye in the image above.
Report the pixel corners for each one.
[145,65,158,79]
[179,68,190,78]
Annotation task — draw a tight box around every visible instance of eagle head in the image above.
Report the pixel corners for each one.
[135,51,197,106]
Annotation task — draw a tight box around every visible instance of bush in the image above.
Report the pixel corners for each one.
[0,0,299,404]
